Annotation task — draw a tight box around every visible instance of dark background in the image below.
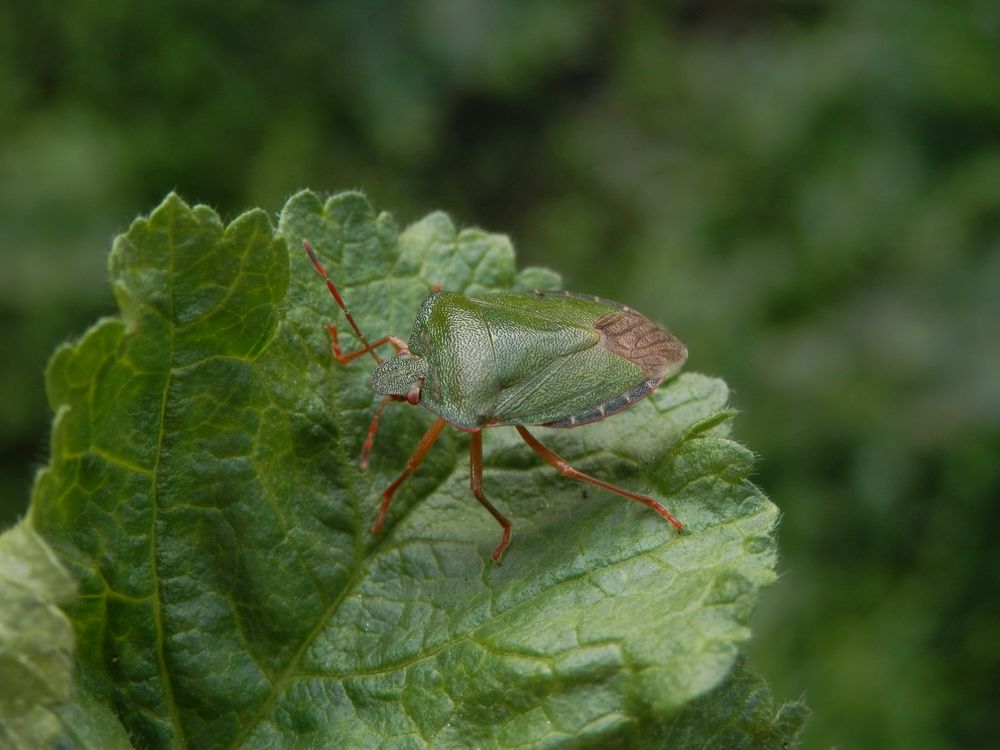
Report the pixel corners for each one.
[2,2,998,747]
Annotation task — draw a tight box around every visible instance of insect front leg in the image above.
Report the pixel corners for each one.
[359,395,400,470]
[470,431,512,564]
[372,417,448,534]
[515,425,684,531]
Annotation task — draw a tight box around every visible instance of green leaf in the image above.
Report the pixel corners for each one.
[646,658,810,749]
[26,190,791,748]
[0,522,76,749]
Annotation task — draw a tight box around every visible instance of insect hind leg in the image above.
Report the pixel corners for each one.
[514,425,684,531]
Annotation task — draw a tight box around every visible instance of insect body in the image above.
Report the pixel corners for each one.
[304,240,688,562]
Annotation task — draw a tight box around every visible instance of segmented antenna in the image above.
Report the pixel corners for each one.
[303,240,383,364]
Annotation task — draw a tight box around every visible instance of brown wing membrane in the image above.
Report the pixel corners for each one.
[594,308,687,380]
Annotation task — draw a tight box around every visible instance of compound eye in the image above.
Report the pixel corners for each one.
[405,379,423,405]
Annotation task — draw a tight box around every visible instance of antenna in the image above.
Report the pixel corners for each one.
[302,240,382,364]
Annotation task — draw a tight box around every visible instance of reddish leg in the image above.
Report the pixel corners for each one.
[323,328,408,467]
[360,395,401,470]
[373,417,448,533]
[515,425,684,531]
[470,431,513,564]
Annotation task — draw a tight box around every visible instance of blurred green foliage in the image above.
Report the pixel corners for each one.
[1,1,997,748]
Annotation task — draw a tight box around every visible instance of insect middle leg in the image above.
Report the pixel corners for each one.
[470,430,512,564]
[514,425,684,531]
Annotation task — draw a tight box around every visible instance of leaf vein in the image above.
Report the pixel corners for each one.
[149,217,187,748]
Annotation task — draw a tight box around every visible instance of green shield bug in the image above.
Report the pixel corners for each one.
[304,240,688,563]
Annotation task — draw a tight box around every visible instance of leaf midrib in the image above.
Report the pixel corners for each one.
[149,216,187,749]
